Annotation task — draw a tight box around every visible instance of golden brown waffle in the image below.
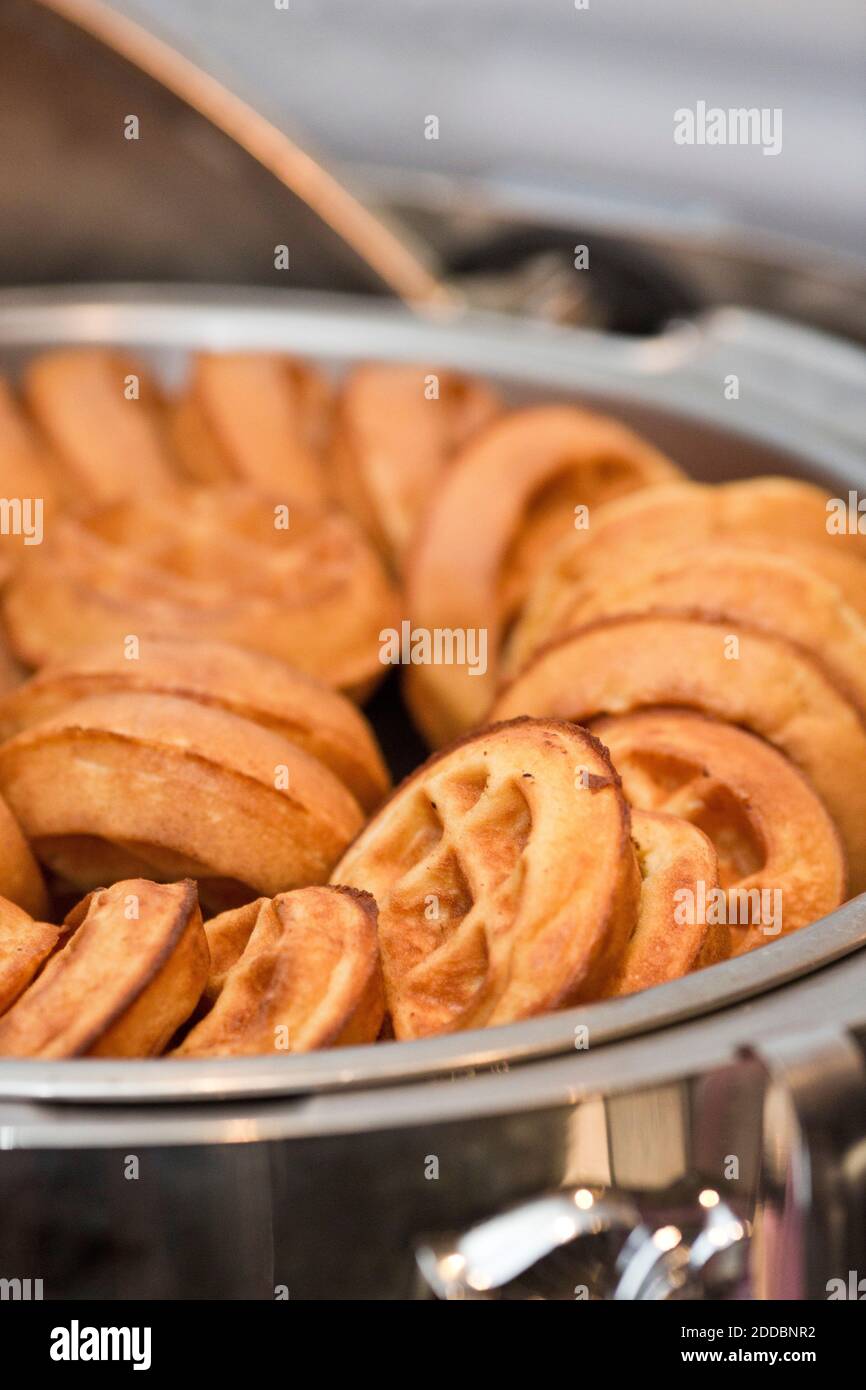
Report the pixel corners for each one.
[23,348,178,508]
[405,404,681,744]
[0,895,58,1016]
[332,718,641,1038]
[515,545,866,714]
[0,879,208,1057]
[170,352,331,506]
[0,636,390,813]
[509,477,866,672]
[0,692,365,910]
[494,614,866,895]
[199,896,262,1010]
[605,809,724,998]
[330,362,501,569]
[0,376,60,580]
[175,886,383,1056]
[595,710,846,954]
[0,638,27,699]
[0,375,58,502]
[3,487,400,698]
[0,791,49,919]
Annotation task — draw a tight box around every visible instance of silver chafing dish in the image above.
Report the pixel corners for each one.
[0,287,864,1299]
[2,0,866,1303]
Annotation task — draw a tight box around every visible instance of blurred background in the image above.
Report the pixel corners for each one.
[119,0,866,256]
[2,0,865,337]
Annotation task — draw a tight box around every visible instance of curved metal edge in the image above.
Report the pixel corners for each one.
[6,944,866,1151]
[1,865,863,1108]
[0,285,862,469]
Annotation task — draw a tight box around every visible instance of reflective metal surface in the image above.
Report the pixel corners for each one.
[2,948,864,1296]
[751,1030,866,1300]
[415,1190,642,1299]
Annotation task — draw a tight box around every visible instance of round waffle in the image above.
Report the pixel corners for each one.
[0,636,390,813]
[596,710,846,954]
[0,791,49,919]
[170,351,331,506]
[175,886,384,1056]
[0,637,27,698]
[0,692,365,910]
[0,878,208,1057]
[494,614,866,895]
[0,895,58,1016]
[330,362,501,569]
[606,809,724,997]
[405,404,681,743]
[0,375,60,578]
[3,488,400,698]
[23,348,178,507]
[519,545,866,714]
[508,477,866,672]
[332,717,641,1038]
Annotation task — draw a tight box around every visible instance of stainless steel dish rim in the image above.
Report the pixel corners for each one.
[0,282,864,1106]
[1,284,864,457]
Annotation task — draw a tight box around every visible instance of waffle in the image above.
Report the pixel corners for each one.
[516,545,866,714]
[0,638,27,698]
[605,809,724,998]
[330,362,501,569]
[0,791,49,919]
[170,352,331,506]
[2,487,400,698]
[596,710,846,955]
[405,404,681,744]
[175,886,384,1056]
[23,348,178,508]
[0,692,364,910]
[493,614,866,895]
[332,718,641,1038]
[198,895,262,1010]
[0,636,390,813]
[0,879,208,1057]
[0,895,58,1015]
[509,477,866,672]
[0,375,60,578]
